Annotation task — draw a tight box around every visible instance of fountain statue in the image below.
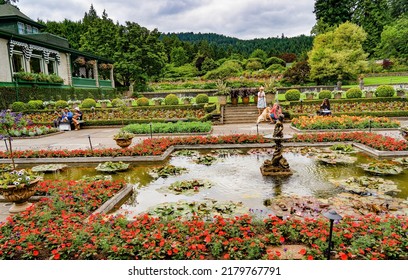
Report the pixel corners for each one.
[260,114,293,176]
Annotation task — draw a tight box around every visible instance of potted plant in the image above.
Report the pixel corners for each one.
[333,90,343,99]
[152,97,164,106]
[74,56,86,67]
[97,99,111,108]
[304,91,315,100]
[0,169,42,213]
[113,130,135,148]
[181,96,193,105]
[264,77,277,105]
[240,88,251,105]
[214,79,231,106]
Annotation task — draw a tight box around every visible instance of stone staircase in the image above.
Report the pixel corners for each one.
[222,105,260,124]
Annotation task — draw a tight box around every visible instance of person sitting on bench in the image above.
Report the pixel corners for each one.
[72,107,83,130]
[317,98,332,116]
[61,107,73,123]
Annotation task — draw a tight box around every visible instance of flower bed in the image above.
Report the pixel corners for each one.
[124,121,212,134]
[0,179,406,260]
[291,115,400,130]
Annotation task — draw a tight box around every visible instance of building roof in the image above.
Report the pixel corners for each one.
[0,4,44,28]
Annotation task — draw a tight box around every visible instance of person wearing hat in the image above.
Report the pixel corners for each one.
[72,107,83,130]
[257,86,267,115]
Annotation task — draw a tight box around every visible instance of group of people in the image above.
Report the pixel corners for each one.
[53,107,83,130]
[256,86,283,124]
[255,86,332,124]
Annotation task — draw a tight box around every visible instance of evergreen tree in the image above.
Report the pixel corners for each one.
[353,0,392,56]
[312,0,355,33]
[388,0,408,18]
[377,16,408,61]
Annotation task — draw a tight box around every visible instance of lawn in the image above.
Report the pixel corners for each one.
[362,75,408,86]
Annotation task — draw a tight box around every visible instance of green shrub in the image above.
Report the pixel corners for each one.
[285,89,301,101]
[26,100,43,110]
[164,94,179,105]
[318,90,332,99]
[195,94,209,104]
[81,98,97,108]
[265,57,286,67]
[346,88,363,99]
[375,85,395,97]
[136,97,150,106]
[11,101,26,112]
[111,98,125,107]
[55,100,68,109]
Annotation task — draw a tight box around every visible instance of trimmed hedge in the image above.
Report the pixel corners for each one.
[318,90,332,99]
[0,86,117,109]
[375,85,395,97]
[123,121,212,134]
[346,88,363,98]
[285,89,301,101]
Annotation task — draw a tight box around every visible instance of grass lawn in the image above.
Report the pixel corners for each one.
[362,75,408,86]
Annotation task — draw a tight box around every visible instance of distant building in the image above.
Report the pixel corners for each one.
[0,3,114,88]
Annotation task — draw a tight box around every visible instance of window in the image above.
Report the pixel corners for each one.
[32,27,39,34]
[12,53,24,73]
[26,25,32,34]
[47,59,56,74]
[17,22,25,34]
[29,56,42,73]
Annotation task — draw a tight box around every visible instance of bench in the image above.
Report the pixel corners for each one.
[59,120,86,131]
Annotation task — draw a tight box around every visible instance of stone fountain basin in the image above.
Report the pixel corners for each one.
[263,134,293,141]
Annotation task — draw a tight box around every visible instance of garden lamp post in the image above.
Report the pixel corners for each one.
[149,122,153,139]
[369,119,372,132]
[300,99,303,113]
[256,123,259,135]
[3,136,8,152]
[87,135,93,152]
[323,209,342,260]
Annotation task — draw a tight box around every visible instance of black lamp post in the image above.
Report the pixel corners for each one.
[256,123,259,135]
[149,122,153,139]
[323,209,342,260]
[3,136,9,152]
[300,99,303,113]
[87,135,93,152]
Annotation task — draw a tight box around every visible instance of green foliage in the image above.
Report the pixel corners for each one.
[81,98,97,108]
[11,102,26,112]
[375,85,395,97]
[164,94,179,105]
[346,88,363,98]
[55,100,68,109]
[195,94,209,104]
[376,16,408,61]
[214,79,231,96]
[204,60,242,80]
[285,89,301,101]
[250,49,268,61]
[26,100,44,110]
[283,60,311,85]
[313,0,354,33]
[266,64,286,74]
[163,64,198,79]
[265,57,286,67]
[318,90,332,99]
[124,121,212,134]
[245,60,263,71]
[308,22,368,84]
[170,46,189,67]
[136,97,150,106]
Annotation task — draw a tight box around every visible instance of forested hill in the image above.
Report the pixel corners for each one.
[163,32,314,56]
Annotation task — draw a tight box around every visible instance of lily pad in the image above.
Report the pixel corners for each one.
[330,176,401,196]
[359,162,403,175]
[315,153,357,165]
[80,175,113,182]
[329,143,356,154]
[146,200,247,219]
[392,157,408,166]
[95,161,129,173]
[194,155,218,165]
[172,150,199,157]
[150,164,187,178]
[31,164,68,173]
[159,179,212,195]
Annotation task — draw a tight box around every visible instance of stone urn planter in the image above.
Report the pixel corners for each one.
[217,95,227,106]
[114,138,133,148]
[113,130,135,148]
[265,93,276,105]
[0,179,41,213]
[334,92,342,99]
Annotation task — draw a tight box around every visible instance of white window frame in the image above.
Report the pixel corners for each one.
[11,51,25,73]
[29,54,45,74]
[17,22,25,34]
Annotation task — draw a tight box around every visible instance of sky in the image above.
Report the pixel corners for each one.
[15,0,317,40]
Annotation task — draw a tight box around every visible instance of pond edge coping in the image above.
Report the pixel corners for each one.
[1,141,408,164]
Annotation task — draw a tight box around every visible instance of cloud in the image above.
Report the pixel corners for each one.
[17,0,316,39]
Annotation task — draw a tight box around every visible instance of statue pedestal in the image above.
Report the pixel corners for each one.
[261,134,293,176]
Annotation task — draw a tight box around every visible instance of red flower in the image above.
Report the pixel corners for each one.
[33,250,39,256]
[279,236,285,243]
[299,248,306,255]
